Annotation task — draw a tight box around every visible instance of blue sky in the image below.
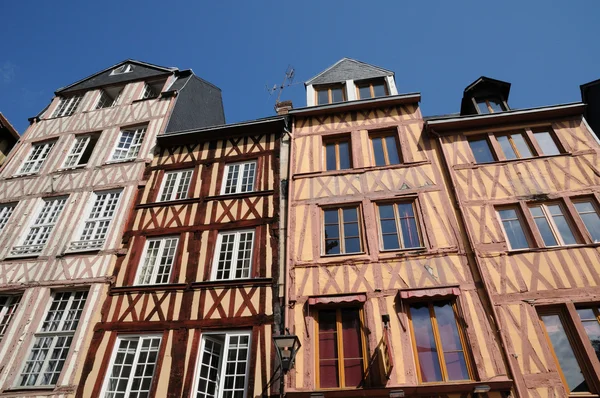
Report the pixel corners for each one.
[1,0,599,133]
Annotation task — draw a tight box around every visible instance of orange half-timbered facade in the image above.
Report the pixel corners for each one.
[77,117,287,398]
[284,59,512,398]
[429,76,600,397]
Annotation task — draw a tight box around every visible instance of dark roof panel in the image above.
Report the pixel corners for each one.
[306,58,393,86]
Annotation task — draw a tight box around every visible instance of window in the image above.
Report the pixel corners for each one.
[140,81,162,100]
[212,230,254,280]
[102,335,161,398]
[324,137,351,171]
[135,237,179,285]
[52,95,82,118]
[159,169,193,201]
[468,137,495,164]
[576,307,600,361]
[70,191,121,251]
[323,206,362,255]
[356,80,387,100]
[529,203,577,247]
[408,300,471,383]
[12,197,67,256]
[496,132,533,160]
[574,199,600,243]
[370,132,400,166]
[110,64,133,75]
[0,203,16,233]
[316,85,345,105]
[0,295,21,342]
[18,291,87,387]
[18,141,55,175]
[96,87,122,109]
[193,332,251,398]
[222,161,256,195]
[63,134,100,168]
[316,308,365,388]
[377,202,422,250]
[539,310,592,394]
[111,126,146,161]
[533,130,561,156]
[475,97,506,114]
[497,207,531,250]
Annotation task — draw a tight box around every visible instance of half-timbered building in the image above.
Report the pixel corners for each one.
[284,59,512,398]
[428,77,600,397]
[0,59,224,397]
[76,116,287,398]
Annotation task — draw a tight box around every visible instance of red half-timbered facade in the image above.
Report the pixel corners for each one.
[77,117,287,398]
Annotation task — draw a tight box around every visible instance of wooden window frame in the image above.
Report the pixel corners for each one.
[323,136,352,171]
[314,306,368,389]
[315,84,346,105]
[528,201,581,247]
[495,131,534,159]
[62,133,101,169]
[537,306,600,395]
[375,200,424,251]
[496,205,534,251]
[407,299,475,384]
[474,97,507,114]
[355,79,388,100]
[572,197,600,243]
[369,131,402,166]
[158,168,194,201]
[134,236,180,285]
[17,140,57,175]
[531,127,564,155]
[467,135,497,163]
[322,205,364,256]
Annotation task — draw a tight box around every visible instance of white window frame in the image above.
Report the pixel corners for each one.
[0,203,16,233]
[69,190,121,252]
[529,202,577,247]
[0,294,21,342]
[134,236,179,285]
[17,291,87,387]
[158,169,193,202]
[17,141,56,175]
[110,126,147,161]
[211,230,255,281]
[192,331,251,398]
[141,83,157,100]
[11,197,67,256]
[51,95,82,118]
[96,89,121,109]
[101,334,162,398]
[220,161,257,195]
[62,134,99,169]
[110,64,133,75]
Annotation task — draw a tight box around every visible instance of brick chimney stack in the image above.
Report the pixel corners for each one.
[275,100,293,115]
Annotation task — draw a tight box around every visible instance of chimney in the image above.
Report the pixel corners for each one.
[275,100,293,115]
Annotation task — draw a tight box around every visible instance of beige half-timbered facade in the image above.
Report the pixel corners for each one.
[0,60,224,398]
[76,117,287,398]
[284,59,512,398]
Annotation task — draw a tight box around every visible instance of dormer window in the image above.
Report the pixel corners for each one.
[475,97,507,114]
[96,86,123,109]
[110,64,133,75]
[316,84,345,105]
[356,79,387,100]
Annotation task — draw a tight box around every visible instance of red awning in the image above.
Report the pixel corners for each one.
[308,294,367,306]
[399,287,461,299]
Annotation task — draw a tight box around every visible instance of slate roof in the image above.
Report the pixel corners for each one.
[306,58,393,86]
[56,59,177,94]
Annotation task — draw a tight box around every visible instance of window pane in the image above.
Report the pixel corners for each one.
[498,208,530,250]
[576,308,600,362]
[338,141,351,170]
[398,203,420,248]
[468,138,495,163]
[331,88,344,103]
[358,86,371,100]
[497,135,518,160]
[410,303,442,382]
[341,309,364,387]
[511,133,533,158]
[476,100,490,114]
[317,89,329,105]
[343,208,358,222]
[547,204,577,245]
[318,311,339,388]
[372,137,386,166]
[385,136,400,164]
[575,201,600,242]
[541,314,590,393]
[79,135,99,165]
[325,143,336,171]
[534,131,560,156]
[373,83,386,97]
[433,303,470,381]
[530,206,558,246]
[488,99,504,113]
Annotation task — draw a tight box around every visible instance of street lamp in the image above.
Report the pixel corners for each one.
[273,334,301,397]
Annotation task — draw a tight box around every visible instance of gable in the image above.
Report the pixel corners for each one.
[306,58,393,86]
[56,60,175,94]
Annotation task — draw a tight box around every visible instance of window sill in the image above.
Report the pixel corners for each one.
[132,98,157,104]
[105,158,137,165]
[507,242,600,255]
[5,253,41,260]
[109,278,273,294]
[293,160,431,180]
[381,246,427,255]
[55,164,87,173]
[456,152,579,169]
[136,190,275,209]
[321,251,367,260]
[61,247,103,256]
[8,173,38,180]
